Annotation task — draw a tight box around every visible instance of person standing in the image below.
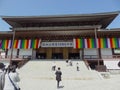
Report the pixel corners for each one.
[76,62,79,71]
[66,59,69,66]
[69,60,72,66]
[3,65,20,90]
[55,67,62,88]
[52,62,56,71]
[0,63,6,90]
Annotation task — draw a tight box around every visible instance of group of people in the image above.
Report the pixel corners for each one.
[66,59,73,66]
[66,59,80,71]
[0,62,20,90]
[52,60,80,88]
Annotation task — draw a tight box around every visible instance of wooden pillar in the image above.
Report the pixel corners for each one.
[63,47,68,59]
[46,48,52,59]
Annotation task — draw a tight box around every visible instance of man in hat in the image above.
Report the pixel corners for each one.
[0,62,5,90]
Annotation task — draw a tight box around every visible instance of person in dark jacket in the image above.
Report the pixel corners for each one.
[76,62,79,71]
[55,67,62,88]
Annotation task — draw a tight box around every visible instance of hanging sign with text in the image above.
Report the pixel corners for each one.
[41,42,73,47]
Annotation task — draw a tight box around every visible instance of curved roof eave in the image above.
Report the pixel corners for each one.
[1,11,120,29]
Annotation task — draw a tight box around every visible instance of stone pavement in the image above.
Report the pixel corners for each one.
[19,77,120,90]
[2,60,120,90]
[18,73,120,90]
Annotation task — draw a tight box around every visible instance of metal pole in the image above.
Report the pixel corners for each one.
[10,30,15,65]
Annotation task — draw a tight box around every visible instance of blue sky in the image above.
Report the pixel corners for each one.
[0,0,120,31]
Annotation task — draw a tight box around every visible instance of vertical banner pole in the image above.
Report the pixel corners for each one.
[10,30,15,65]
[95,28,99,66]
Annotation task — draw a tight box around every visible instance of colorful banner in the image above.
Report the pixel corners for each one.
[110,38,119,48]
[31,39,41,49]
[74,38,120,49]
[74,38,96,48]
[97,38,108,48]
[86,38,96,48]
[1,39,12,49]
[0,39,41,49]
[21,39,30,49]
[75,38,84,48]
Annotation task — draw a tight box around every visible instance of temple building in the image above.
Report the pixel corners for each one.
[0,11,120,69]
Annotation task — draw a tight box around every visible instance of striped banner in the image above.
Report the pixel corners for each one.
[14,40,19,49]
[74,38,96,48]
[7,40,12,49]
[86,38,96,48]
[74,38,120,49]
[97,38,108,48]
[1,40,6,49]
[1,40,12,49]
[109,38,119,48]
[0,39,41,49]
[21,39,29,49]
[118,38,120,48]
[31,39,41,49]
[74,38,84,48]
[20,39,41,49]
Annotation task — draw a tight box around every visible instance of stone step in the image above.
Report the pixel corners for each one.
[19,60,101,80]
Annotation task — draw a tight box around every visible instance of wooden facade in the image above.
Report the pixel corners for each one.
[0,11,120,61]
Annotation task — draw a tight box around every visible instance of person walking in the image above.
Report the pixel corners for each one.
[55,67,62,88]
[0,63,6,90]
[3,65,20,90]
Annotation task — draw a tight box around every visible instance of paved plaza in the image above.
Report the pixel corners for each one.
[17,60,120,90]
[19,76,120,90]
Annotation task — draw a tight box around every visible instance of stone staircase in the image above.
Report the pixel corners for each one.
[18,60,102,80]
[18,60,104,90]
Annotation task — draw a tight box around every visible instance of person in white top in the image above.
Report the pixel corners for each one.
[0,63,6,90]
[52,62,56,71]
[4,65,20,90]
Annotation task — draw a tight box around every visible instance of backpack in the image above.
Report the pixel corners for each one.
[0,71,5,90]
